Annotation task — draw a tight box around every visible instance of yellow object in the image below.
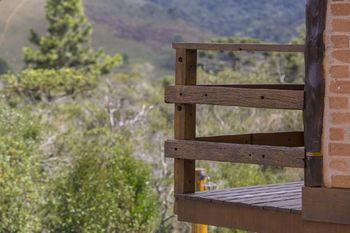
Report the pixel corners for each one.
[306,151,322,157]
[192,168,208,233]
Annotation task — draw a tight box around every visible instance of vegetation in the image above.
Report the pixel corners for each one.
[0,58,10,75]
[0,102,43,232]
[0,0,305,71]
[23,0,122,74]
[0,0,305,232]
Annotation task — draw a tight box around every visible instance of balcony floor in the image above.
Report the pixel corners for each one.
[175,182,303,233]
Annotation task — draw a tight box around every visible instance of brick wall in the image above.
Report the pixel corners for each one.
[323,0,350,188]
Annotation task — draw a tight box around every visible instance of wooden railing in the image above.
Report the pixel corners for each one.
[165,43,312,199]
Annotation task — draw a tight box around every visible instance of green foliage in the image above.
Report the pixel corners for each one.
[43,129,157,233]
[2,68,97,102]
[0,58,11,75]
[199,36,304,84]
[23,0,122,74]
[0,102,44,232]
[150,0,304,42]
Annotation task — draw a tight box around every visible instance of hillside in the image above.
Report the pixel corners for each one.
[0,0,305,72]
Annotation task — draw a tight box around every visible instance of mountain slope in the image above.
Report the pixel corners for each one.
[0,0,305,72]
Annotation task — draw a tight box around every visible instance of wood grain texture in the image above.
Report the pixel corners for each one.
[176,198,303,233]
[303,220,350,233]
[302,187,350,225]
[175,182,303,213]
[196,131,304,147]
[198,84,304,90]
[304,0,327,187]
[165,140,305,168]
[174,49,197,195]
[173,43,305,53]
[165,85,304,110]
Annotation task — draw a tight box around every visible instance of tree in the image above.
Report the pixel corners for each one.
[23,0,122,75]
[3,68,97,102]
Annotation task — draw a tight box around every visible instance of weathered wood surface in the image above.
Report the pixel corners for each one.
[302,187,350,225]
[165,85,304,110]
[303,220,350,233]
[198,84,304,90]
[196,131,304,147]
[173,43,305,53]
[176,182,303,212]
[173,49,197,195]
[176,182,303,233]
[165,140,305,168]
[176,184,350,233]
[303,0,327,187]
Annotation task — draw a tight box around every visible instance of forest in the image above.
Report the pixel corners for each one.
[0,0,305,232]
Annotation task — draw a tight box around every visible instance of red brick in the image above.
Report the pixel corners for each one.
[332,112,350,124]
[330,159,349,172]
[333,19,350,32]
[332,175,350,188]
[330,128,345,140]
[329,143,350,156]
[330,65,349,79]
[332,50,350,63]
[331,3,350,16]
[330,80,350,93]
[329,96,348,109]
[331,35,349,48]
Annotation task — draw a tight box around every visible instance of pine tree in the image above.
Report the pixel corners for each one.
[23,0,122,75]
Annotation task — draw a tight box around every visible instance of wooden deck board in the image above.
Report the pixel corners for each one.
[175,182,303,213]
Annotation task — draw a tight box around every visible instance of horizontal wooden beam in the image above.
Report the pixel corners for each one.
[165,140,305,168]
[302,187,350,225]
[198,84,304,90]
[173,43,305,53]
[165,85,304,110]
[176,198,303,233]
[197,131,304,147]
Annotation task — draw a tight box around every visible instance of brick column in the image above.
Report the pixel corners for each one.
[323,0,350,188]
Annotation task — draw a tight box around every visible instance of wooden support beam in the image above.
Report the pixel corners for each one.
[196,131,304,147]
[303,0,327,187]
[165,140,305,168]
[303,187,350,225]
[174,48,197,195]
[173,43,305,53]
[165,85,304,110]
[176,198,303,233]
[198,84,304,90]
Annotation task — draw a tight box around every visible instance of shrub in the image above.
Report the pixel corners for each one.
[43,129,157,232]
[0,102,44,232]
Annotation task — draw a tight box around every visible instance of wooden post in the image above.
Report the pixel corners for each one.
[304,0,327,187]
[174,48,197,198]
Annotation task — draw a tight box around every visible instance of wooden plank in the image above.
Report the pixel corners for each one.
[165,140,305,168]
[176,198,303,233]
[165,85,304,110]
[191,182,303,197]
[173,43,305,53]
[303,220,350,233]
[191,186,301,202]
[196,131,304,147]
[173,48,197,195]
[303,0,327,187]
[302,187,350,225]
[198,84,304,90]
